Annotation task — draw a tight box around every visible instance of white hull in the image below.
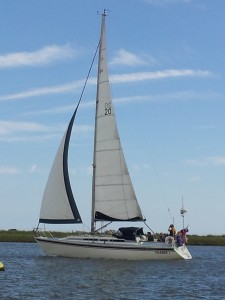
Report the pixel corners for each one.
[36,236,192,260]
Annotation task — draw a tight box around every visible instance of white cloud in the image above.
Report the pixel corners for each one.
[190,125,215,130]
[185,156,225,167]
[110,69,211,83]
[207,156,225,166]
[143,0,206,9]
[110,49,157,66]
[29,164,42,173]
[23,100,94,116]
[0,166,19,174]
[29,164,38,173]
[143,0,193,6]
[131,163,150,173]
[0,121,49,135]
[76,124,93,133]
[0,120,63,142]
[0,69,212,102]
[0,44,76,68]
[23,89,220,117]
[0,119,93,143]
[0,80,85,101]
[70,166,93,176]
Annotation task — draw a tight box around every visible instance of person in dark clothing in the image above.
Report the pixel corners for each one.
[147,232,154,241]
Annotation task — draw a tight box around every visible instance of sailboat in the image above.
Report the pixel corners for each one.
[35,10,192,260]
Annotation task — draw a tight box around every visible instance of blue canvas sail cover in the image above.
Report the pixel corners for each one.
[113,227,144,241]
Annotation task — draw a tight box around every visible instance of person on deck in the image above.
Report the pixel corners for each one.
[180,227,189,244]
[147,232,154,241]
[168,224,176,238]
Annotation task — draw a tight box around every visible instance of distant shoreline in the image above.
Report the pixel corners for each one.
[1,230,225,246]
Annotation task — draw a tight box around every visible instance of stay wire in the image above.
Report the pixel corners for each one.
[76,40,100,109]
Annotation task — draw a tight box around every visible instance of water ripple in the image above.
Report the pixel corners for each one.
[1,244,225,299]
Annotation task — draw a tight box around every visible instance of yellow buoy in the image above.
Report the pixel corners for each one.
[0,262,5,271]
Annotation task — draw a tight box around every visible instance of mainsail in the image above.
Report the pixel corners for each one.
[92,12,144,225]
[39,107,82,224]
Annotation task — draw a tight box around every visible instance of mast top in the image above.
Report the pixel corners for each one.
[97,9,109,17]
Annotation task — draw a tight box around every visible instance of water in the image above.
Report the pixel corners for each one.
[0,243,225,299]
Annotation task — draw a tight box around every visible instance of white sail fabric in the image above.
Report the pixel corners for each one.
[39,113,82,224]
[93,14,143,222]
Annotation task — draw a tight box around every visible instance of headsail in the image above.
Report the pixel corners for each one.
[39,107,82,224]
[92,12,144,226]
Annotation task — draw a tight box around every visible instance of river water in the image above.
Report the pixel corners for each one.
[0,243,225,299]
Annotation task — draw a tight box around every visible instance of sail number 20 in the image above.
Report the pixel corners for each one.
[105,103,112,115]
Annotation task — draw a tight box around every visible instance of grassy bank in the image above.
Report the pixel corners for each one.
[187,235,225,246]
[0,229,86,243]
[0,230,36,242]
[0,230,225,245]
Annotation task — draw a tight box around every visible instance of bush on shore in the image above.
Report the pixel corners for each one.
[0,230,225,245]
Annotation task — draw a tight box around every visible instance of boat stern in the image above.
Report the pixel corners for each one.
[174,244,192,259]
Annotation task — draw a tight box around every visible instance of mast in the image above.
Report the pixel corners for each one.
[180,197,187,229]
[91,10,107,233]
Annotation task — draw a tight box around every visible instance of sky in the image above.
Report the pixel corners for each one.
[0,0,225,235]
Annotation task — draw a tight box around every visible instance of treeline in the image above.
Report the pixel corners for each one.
[188,235,225,246]
[0,229,85,243]
[0,229,36,242]
[0,230,225,245]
